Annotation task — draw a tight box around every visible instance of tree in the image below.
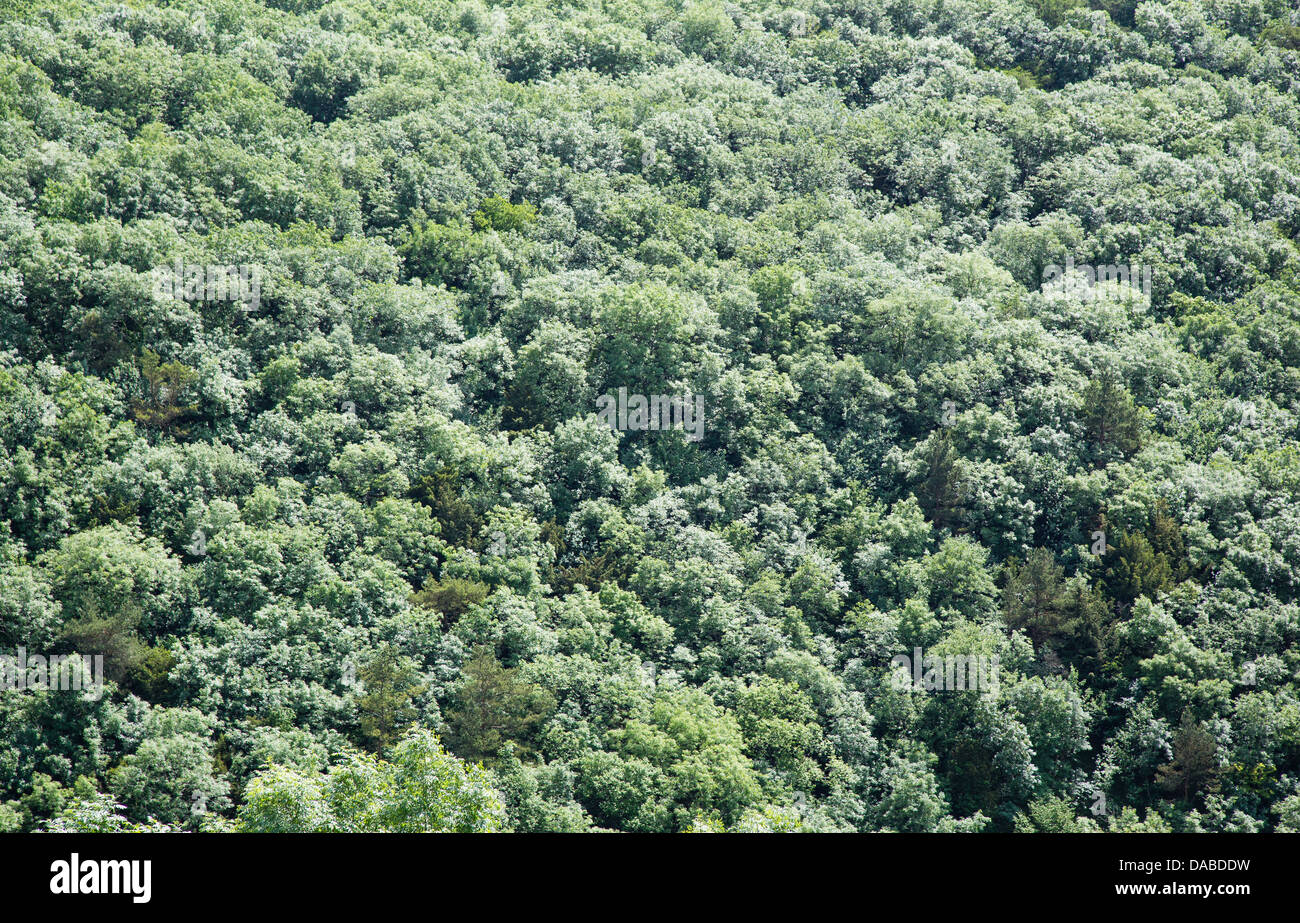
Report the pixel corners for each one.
[1079,369,1145,466]
[417,468,481,547]
[471,196,537,234]
[7,0,1300,836]
[1002,548,1068,652]
[1013,795,1100,833]
[913,434,967,532]
[445,647,554,765]
[107,708,230,828]
[1147,500,1190,583]
[1156,712,1221,803]
[1003,550,1106,674]
[502,321,592,430]
[410,576,490,624]
[131,349,197,435]
[44,791,176,833]
[237,728,506,832]
[357,645,426,754]
[1103,531,1173,610]
[58,597,145,684]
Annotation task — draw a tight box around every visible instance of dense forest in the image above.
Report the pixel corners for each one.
[1,0,1299,833]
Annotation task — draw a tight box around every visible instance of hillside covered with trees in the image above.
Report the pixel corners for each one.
[2,0,1300,832]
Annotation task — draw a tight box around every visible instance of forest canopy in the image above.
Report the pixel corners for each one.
[1,0,1299,833]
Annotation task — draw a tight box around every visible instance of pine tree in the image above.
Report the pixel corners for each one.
[1156,711,1220,802]
[1053,576,1108,678]
[1147,500,1190,582]
[446,647,555,765]
[58,598,146,683]
[1003,548,1067,651]
[1003,550,1105,674]
[357,645,426,754]
[1079,369,1145,465]
[915,433,967,532]
[417,468,480,547]
[410,576,490,624]
[1103,531,1173,610]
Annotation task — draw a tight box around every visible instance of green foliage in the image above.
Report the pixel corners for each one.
[58,598,146,683]
[1103,531,1174,610]
[1157,712,1222,803]
[417,468,481,547]
[471,197,537,235]
[44,792,176,833]
[1013,795,1100,833]
[1003,550,1106,674]
[237,728,505,832]
[1,0,1298,835]
[1260,20,1300,50]
[131,349,198,435]
[1079,370,1146,466]
[357,645,426,754]
[107,708,230,828]
[444,647,554,765]
[411,576,490,623]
